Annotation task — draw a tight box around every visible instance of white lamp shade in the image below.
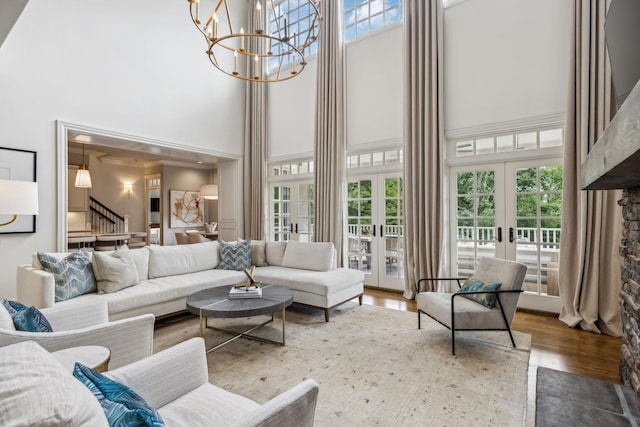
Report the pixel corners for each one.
[201,184,218,200]
[75,169,92,188]
[0,179,39,215]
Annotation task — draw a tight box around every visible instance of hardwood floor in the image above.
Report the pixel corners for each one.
[363,287,623,384]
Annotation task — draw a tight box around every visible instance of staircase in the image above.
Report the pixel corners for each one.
[89,197,125,234]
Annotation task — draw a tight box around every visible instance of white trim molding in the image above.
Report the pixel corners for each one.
[445,113,566,140]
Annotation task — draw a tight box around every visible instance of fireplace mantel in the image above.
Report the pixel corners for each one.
[582,79,640,190]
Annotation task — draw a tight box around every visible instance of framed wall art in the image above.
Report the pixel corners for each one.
[170,190,203,228]
[0,147,37,234]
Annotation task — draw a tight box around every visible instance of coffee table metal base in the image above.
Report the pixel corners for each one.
[199,307,287,352]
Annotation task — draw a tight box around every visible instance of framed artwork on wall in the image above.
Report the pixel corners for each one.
[170,190,203,228]
[0,147,37,234]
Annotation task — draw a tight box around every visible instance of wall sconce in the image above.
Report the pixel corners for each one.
[200,184,218,200]
[0,179,39,227]
[124,182,133,199]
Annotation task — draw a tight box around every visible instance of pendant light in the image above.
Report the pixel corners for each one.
[75,143,92,188]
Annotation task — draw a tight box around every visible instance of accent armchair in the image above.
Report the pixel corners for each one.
[0,297,154,369]
[416,257,527,354]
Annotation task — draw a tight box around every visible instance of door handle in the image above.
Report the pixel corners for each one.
[380,225,384,237]
[497,227,502,242]
[295,223,298,233]
[372,225,376,237]
[290,224,294,233]
[509,227,514,243]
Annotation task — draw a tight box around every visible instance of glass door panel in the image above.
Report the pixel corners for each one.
[272,185,291,242]
[379,176,404,288]
[346,174,404,290]
[347,178,375,278]
[296,183,314,242]
[270,181,314,242]
[453,168,504,277]
[508,163,562,298]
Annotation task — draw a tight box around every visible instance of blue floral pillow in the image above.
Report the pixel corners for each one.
[38,248,97,302]
[1,299,53,332]
[217,239,252,271]
[458,278,502,308]
[73,363,164,427]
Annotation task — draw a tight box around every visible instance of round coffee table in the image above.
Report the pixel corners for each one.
[186,284,293,352]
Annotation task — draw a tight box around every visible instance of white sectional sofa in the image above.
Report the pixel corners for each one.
[17,240,364,322]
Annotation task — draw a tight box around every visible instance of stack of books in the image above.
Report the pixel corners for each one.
[228,285,262,299]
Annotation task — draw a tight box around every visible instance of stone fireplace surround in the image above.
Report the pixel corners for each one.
[583,79,640,404]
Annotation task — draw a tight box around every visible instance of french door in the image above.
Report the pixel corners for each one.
[270,181,314,242]
[450,159,562,312]
[346,173,404,290]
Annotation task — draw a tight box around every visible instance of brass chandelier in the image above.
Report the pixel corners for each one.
[188,0,322,82]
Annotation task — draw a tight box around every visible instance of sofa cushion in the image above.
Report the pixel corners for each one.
[0,341,109,426]
[148,242,218,279]
[253,266,363,296]
[2,299,53,332]
[250,240,268,267]
[265,241,287,266]
[92,245,140,294]
[103,269,246,315]
[38,248,97,302]
[73,363,164,426]
[158,383,260,426]
[218,240,252,271]
[282,241,335,272]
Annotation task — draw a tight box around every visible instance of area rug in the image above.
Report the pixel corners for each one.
[154,302,531,426]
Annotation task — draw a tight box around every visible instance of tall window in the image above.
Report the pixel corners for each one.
[344,0,403,42]
[268,0,320,72]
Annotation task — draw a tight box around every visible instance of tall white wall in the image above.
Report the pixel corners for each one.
[0,0,247,298]
[444,0,571,134]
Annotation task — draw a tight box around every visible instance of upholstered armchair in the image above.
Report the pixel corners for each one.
[0,297,154,369]
[416,257,527,355]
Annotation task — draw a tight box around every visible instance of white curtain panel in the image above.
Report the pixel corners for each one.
[243,0,268,240]
[402,0,445,299]
[313,0,346,265]
[558,0,622,336]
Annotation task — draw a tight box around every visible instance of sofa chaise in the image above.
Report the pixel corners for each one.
[16,240,364,322]
[0,338,319,426]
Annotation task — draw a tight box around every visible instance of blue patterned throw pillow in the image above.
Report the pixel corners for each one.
[73,363,165,427]
[38,248,97,302]
[458,278,502,308]
[1,299,53,332]
[217,239,252,270]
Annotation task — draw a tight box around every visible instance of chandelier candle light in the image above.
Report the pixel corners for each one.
[188,0,322,83]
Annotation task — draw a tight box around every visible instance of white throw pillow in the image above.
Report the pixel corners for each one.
[281,241,335,271]
[250,240,268,267]
[129,247,150,281]
[92,245,139,294]
[0,304,15,330]
[265,241,287,266]
[0,341,108,426]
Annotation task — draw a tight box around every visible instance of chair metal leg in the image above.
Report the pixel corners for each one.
[451,301,456,355]
[496,297,516,348]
